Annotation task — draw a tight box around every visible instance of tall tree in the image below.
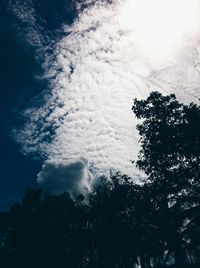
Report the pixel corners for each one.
[132,91,200,267]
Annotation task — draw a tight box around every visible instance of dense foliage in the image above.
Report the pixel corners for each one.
[0,92,200,268]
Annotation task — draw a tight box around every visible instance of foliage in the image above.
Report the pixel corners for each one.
[132,92,200,190]
[132,92,200,267]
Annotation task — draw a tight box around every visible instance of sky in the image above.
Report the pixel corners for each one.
[0,0,200,210]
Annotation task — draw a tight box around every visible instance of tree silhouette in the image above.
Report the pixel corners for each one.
[88,174,139,268]
[132,91,200,267]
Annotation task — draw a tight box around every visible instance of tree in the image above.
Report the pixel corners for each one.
[4,189,88,268]
[88,174,139,268]
[132,91,200,267]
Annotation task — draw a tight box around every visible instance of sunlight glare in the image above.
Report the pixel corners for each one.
[119,0,199,62]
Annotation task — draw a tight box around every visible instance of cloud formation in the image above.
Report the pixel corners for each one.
[16,0,200,186]
[37,158,92,196]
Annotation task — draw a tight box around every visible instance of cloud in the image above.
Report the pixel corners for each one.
[148,33,200,103]
[16,0,200,185]
[9,0,45,56]
[37,158,92,196]
[16,1,154,176]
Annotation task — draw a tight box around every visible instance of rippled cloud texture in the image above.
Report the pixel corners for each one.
[16,0,200,192]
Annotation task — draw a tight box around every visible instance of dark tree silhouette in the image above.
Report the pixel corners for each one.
[132,91,200,267]
[88,174,139,268]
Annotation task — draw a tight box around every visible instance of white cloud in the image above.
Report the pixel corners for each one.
[10,0,46,56]
[37,158,92,196]
[17,0,200,188]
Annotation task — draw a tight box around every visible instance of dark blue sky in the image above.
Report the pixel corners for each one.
[0,0,80,210]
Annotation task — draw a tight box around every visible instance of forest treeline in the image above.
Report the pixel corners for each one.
[0,92,200,268]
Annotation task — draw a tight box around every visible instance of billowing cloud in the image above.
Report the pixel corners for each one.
[37,158,92,196]
[16,0,200,189]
